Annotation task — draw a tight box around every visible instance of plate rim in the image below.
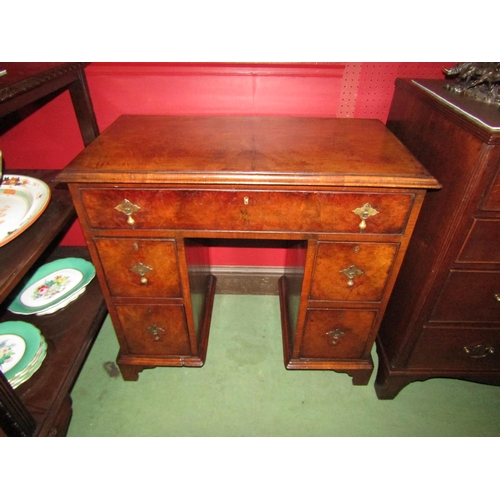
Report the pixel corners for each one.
[0,174,51,247]
[8,257,96,315]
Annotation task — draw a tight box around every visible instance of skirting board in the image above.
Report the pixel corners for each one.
[211,266,285,295]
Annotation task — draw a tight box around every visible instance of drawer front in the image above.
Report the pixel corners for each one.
[94,238,182,298]
[300,308,378,359]
[482,166,500,211]
[431,270,500,323]
[115,304,191,356]
[407,326,500,371]
[81,188,414,234]
[458,219,500,263]
[310,242,399,302]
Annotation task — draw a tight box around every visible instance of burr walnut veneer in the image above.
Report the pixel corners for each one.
[57,115,439,384]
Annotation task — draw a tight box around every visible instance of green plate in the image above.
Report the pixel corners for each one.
[0,321,42,380]
[8,257,96,315]
[8,338,47,389]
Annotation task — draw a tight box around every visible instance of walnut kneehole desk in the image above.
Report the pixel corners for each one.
[57,116,439,385]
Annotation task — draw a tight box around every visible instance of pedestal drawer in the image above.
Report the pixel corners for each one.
[94,238,182,298]
[431,270,500,323]
[407,326,500,371]
[115,304,192,356]
[300,308,378,359]
[310,242,399,302]
[80,188,414,234]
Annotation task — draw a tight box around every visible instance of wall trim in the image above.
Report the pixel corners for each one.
[86,62,346,78]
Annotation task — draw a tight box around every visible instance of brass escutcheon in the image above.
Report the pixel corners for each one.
[353,203,379,231]
[130,262,153,284]
[147,324,165,341]
[326,328,346,346]
[340,264,364,287]
[115,199,141,227]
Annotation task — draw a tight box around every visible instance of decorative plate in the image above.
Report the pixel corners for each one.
[0,174,51,247]
[0,321,42,380]
[0,334,26,374]
[36,286,86,316]
[8,338,47,389]
[8,258,96,315]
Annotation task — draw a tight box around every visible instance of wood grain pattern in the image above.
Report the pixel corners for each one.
[59,115,437,385]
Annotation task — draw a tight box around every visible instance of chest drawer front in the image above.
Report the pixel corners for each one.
[80,188,414,234]
[300,308,378,359]
[94,238,182,298]
[431,270,500,323]
[310,242,399,302]
[114,304,191,356]
[407,326,500,371]
[482,165,500,211]
[458,219,500,263]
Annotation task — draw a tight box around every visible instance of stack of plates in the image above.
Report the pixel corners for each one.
[0,321,47,389]
[8,257,96,316]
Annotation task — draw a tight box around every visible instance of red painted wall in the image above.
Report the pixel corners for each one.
[0,62,452,265]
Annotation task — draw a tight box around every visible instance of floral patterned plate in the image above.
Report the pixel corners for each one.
[0,334,26,374]
[8,257,96,315]
[36,286,86,316]
[0,321,42,382]
[0,174,51,247]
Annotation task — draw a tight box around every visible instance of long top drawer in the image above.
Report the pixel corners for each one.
[79,187,415,234]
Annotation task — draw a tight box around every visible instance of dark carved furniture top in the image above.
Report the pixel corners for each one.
[0,62,98,146]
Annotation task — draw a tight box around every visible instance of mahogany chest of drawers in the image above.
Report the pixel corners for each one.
[376,79,500,398]
[57,115,438,384]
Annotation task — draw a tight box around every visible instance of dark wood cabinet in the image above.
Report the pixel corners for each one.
[375,78,500,399]
[0,63,107,436]
[57,115,439,386]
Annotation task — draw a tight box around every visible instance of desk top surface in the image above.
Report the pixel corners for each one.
[58,115,440,189]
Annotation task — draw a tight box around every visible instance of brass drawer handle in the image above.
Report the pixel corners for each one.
[326,328,346,346]
[494,293,500,302]
[147,324,165,341]
[464,345,495,358]
[340,264,364,287]
[353,203,379,231]
[115,199,141,227]
[130,262,153,284]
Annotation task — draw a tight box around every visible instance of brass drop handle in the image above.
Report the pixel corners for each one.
[115,199,141,227]
[147,324,165,341]
[340,264,364,287]
[326,328,346,346]
[353,203,379,231]
[464,345,495,358]
[494,293,500,302]
[130,262,153,284]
